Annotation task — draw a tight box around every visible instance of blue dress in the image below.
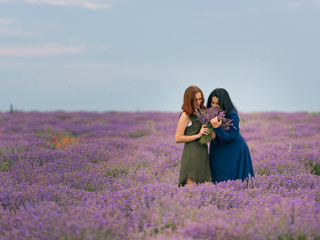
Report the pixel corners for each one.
[209,109,254,183]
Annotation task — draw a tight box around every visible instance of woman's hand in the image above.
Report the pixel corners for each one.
[198,125,210,137]
[212,131,216,139]
[210,117,222,128]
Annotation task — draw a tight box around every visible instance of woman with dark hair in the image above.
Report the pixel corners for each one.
[207,88,254,183]
[175,85,212,187]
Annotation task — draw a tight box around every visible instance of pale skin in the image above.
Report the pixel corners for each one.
[175,92,211,186]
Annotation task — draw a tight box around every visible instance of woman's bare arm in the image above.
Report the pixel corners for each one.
[175,112,209,143]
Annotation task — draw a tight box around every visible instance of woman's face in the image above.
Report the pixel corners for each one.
[193,92,203,109]
[211,96,220,109]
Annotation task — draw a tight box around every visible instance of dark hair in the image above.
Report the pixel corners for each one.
[206,88,237,117]
[182,85,205,115]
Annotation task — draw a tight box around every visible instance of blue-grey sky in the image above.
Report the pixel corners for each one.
[0,0,319,113]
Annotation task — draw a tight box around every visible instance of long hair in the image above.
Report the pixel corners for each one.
[206,88,237,117]
[182,86,205,115]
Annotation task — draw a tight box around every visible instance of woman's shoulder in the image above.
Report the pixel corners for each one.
[229,109,239,119]
[230,108,238,115]
[179,111,190,119]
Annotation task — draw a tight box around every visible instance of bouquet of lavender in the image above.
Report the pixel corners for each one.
[194,107,235,145]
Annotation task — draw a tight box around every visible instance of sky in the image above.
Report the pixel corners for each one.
[0,0,319,113]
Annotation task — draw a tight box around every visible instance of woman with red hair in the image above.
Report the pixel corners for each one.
[175,86,212,187]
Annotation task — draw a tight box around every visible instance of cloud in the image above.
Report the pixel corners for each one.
[24,0,113,9]
[0,28,38,37]
[0,18,17,26]
[92,45,112,50]
[0,18,39,37]
[0,61,170,85]
[287,0,320,7]
[0,43,112,57]
[0,44,86,57]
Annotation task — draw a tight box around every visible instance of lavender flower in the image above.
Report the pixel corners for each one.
[194,107,235,145]
[0,111,320,239]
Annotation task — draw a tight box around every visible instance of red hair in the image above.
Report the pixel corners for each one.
[181,86,205,115]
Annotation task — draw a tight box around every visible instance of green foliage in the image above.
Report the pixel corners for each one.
[83,183,100,192]
[297,235,307,240]
[277,234,306,240]
[34,126,55,143]
[58,115,70,120]
[256,169,271,176]
[306,160,320,176]
[132,162,143,174]
[199,124,214,145]
[1,161,10,172]
[71,182,101,192]
[0,145,24,154]
[269,115,282,120]
[105,168,129,178]
[288,143,292,152]
[129,129,150,138]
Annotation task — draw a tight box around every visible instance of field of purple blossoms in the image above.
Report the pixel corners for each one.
[1,111,320,240]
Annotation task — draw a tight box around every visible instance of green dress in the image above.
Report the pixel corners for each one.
[178,113,211,187]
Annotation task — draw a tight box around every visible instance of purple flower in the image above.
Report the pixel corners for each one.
[194,107,234,145]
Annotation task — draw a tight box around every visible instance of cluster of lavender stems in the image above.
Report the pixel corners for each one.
[0,110,320,239]
[194,108,234,145]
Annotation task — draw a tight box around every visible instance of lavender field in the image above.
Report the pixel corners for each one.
[1,111,320,240]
